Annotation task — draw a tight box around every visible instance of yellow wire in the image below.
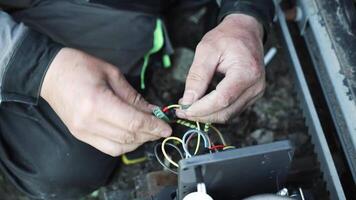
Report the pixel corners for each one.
[210,125,227,146]
[193,122,201,155]
[166,104,182,110]
[161,136,183,168]
[223,146,235,150]
[196,121,201,130]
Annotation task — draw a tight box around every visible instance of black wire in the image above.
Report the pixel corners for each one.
[154,142,184,175]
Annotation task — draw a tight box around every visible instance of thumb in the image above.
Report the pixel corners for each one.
[181,42,220,106]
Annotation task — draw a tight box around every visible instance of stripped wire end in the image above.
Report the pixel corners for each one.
[162,104,182,113]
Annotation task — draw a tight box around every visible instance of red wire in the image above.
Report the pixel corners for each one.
[162,106,169,113]
[209,145,225,150]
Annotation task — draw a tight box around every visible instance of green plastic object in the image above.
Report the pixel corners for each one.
[153,107,170,122]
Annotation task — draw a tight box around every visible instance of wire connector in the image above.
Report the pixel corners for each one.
[153,107,170,122]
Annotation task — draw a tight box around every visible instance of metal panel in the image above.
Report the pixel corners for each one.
[296,0,356,182]
[273,1,346,199]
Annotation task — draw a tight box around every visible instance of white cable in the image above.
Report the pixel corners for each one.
[182,129,210,158]
[264,47,277,66]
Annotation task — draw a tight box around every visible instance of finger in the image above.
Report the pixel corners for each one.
[98,91,172,138]
[182,81,264,123]
[106,67,154,113]
[133,132,161,143]
[75,133,142,157]
[178,67,259,118]
[93,120,161,143]
[180,41,220,105]
[92,121,135,143]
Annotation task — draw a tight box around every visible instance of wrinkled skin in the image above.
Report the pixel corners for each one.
[177,14,265,123]
[41,48,172,156]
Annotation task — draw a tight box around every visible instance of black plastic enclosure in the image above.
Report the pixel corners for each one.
[178,140,294,200]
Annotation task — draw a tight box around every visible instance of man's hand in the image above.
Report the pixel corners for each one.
[41,48,172,156]
[176,14,265,123]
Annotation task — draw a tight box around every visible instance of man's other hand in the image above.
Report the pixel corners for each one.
[177,14,265,123]
[41,48,172,156]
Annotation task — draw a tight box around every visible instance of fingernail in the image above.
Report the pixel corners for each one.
[181,91,196,105]
[161,130,172,137]
[175,110,187,118]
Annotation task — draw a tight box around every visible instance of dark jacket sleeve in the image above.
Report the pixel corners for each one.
[0,0,40,9]
[0,5,62,105]
[218,0,275,40]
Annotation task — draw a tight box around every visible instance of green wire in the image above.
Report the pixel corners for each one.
[140,19,166,89]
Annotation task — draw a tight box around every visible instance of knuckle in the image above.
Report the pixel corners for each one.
[147,116,159,133]
[129,92,144,106]
[250,64,263,80]
[234,40,263,81]
[187,70,205,83]
[120,133,135,144]
[128,131,137,142]
[246,57,263,81]
[218,91,233,108]
[107,66,121,78]
[202,29,223,43]
[197,38,214,51]
[201,33,214,43]
[128,118,144,132]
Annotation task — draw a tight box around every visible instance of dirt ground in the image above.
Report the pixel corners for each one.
[0,8,323,200]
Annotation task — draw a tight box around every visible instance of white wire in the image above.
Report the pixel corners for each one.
[264,47,277,66]
[182,129,210,158]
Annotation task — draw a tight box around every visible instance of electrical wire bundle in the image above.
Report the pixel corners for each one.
[153,104,235,174]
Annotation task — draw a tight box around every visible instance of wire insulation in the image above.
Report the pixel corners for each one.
[154,142,183,174]
[223,146,236,150]
[163,104,182,112]
[194,122,201,155]
[182,129,210,158]
[161,137,183,167]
